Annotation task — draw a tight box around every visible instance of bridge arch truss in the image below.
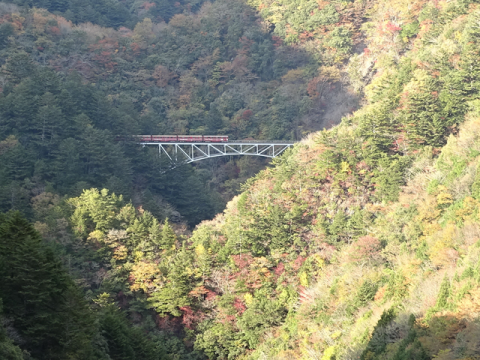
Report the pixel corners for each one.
[140,141,294,164]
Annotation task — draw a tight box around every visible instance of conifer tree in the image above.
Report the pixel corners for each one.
[0,23,13,50]
[149,217,163,255]
[161,218,176,249]
[0,212,98,359]
[436,276,451,309]
[0,299,23,360]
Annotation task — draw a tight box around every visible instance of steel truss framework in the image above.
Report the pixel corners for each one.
[140,141,294,164]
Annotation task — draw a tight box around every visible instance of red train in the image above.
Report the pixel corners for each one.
[127,135,229,143]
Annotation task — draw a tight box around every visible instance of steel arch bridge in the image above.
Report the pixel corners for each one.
[140,140,295,164]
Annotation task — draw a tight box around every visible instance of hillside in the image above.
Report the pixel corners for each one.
[2,0,480,359]
[0,0,360,226]
[141,0,480,358]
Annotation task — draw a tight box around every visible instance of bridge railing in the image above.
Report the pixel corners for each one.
[225,140,294,144]
[137,140,295,145]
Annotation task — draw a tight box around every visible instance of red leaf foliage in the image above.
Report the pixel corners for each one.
[179,306,196,329]
[386,22,401,33]
[348,236,382,263]
[231,254,254,269]
[271,35,283,47]
[241,109,253,119]
[155,314,182,332]
[274,262,285,276]
[292,255,306,271]
[233,298,246,314]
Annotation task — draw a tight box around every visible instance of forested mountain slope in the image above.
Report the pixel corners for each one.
[123,0,480,358]
[3,0,480,359]
[176,1,480,359]
[0,0,358,224]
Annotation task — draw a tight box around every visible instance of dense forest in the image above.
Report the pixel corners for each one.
[3,0,480,359]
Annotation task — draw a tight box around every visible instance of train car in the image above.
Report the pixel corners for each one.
[178,135,202,142]
[204,135,228,142]
[117,135,229,142]
[151,135,177,142]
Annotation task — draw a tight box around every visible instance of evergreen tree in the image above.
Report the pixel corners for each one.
[436,276,451,309]
[149,217,163,253]
[0,300,23,360]
[0,212,98,359]
[0,23,13,50]
[2,52,35,85]
[161,218,176,249]
[207,105,224,134]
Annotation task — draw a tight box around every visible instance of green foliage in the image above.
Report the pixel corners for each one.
[325,26,353,54]
[384,271,408,301]
[360,308,397,359]
[471,168,480,200]
[195,321,245,360]
[237,296,288,348]
[0,300,23,360]
[99,304,166,360]
[0,212,101,359]
[400,22,419,39]
[354,280,379,308]
[8,0,183,28]
[69,188,125,236]
[388,317,428,360]
[0,22,13,50]
[0,45,221,226]
[436,276,451,309]
[148,246,195,316]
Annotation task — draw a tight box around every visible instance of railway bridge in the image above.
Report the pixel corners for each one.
[133,136,295,164]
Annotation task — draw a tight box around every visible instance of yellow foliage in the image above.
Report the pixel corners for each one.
[436,187,453,206]
[281,68,304,83]
[340,161,350,173]
[417,197,441,222]
[185,267,195,276]
[88,230,104,242]
[195,244,206,257]
[429,223,458,268]
[244,293,253,305]
[331,330,341,339]
[403,69,431,94]
[443,116,480,159]
[93,293,113,307]
[132,18,155,48]
[113,245,128,261]
[299,272,309,287]
[455,197,479,221]
[11,13,25,31]
[134,250,143,261]
[319,66,341,82]
[457,287,480,318]
[251,256,271,270]
[423,222,442,238]
[130,261,161,293]
[321,346,336,360]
